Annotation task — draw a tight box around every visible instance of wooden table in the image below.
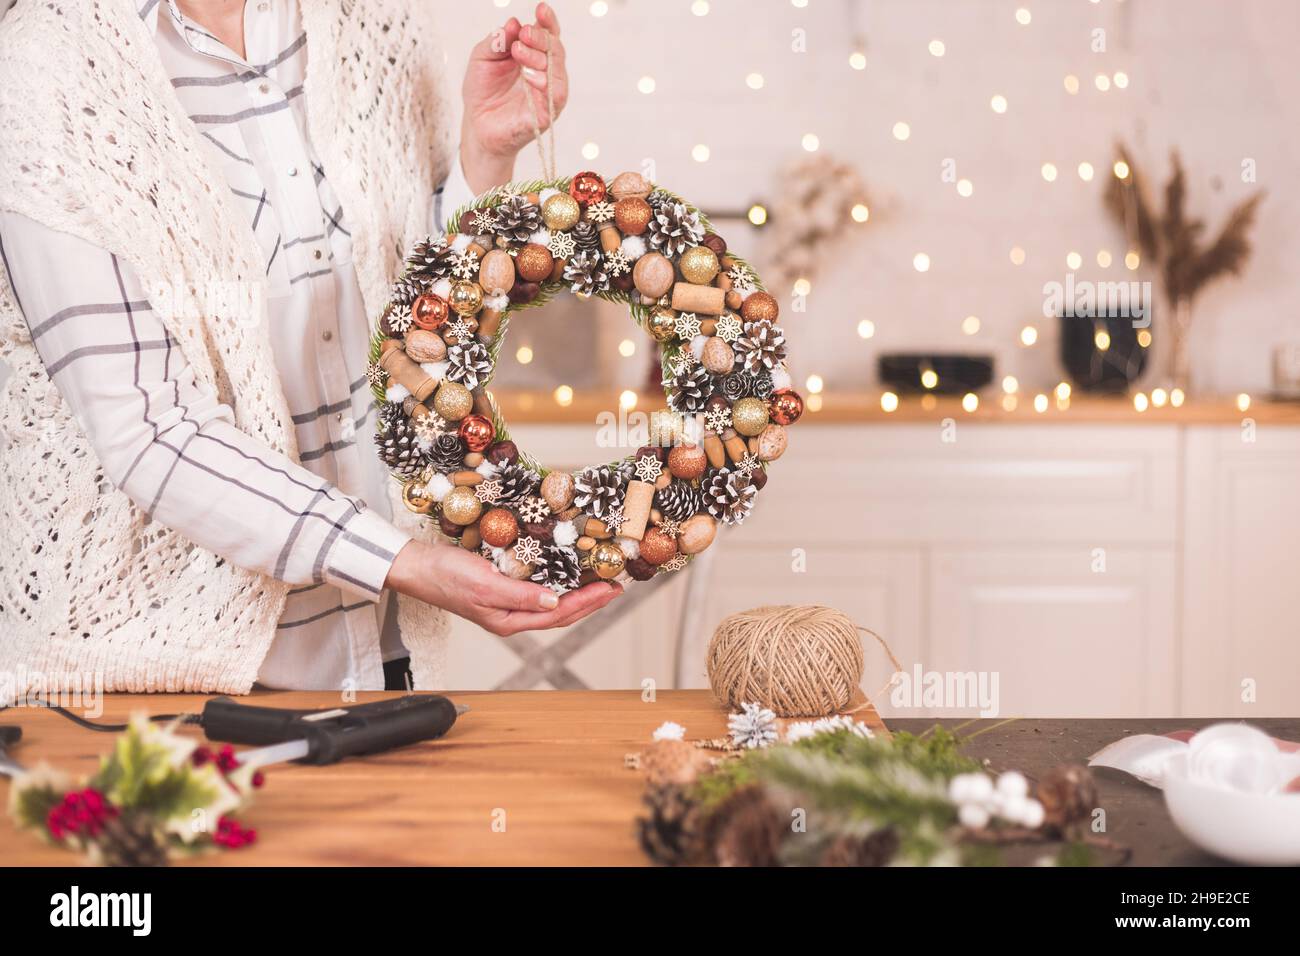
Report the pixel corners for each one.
[0,693,1292,866]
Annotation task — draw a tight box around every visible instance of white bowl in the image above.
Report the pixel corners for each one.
[1163,755,1300,865]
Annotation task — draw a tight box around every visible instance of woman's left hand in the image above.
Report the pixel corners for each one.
[460,2,569,193]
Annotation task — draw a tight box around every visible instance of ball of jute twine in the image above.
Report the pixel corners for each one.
[706,605,901,718]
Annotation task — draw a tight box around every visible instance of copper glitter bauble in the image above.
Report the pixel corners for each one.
[613,197,652,236]
[412,293,450,331]
[731,396,770,437]
[590,541,626,579]
[516,243,554,283]
[441,485,483,526]
[448,281,484,317]
[569,171,607,205]
[741,290,779,323]
[542,193,581,231]
[769,388,804,426]
[480,507,520,548]
[647,307,677,343]
[667,444,707,480]
[678,245,720,285]
[458,414,495,452]
[433,381,474,421]
[640,527,679,566]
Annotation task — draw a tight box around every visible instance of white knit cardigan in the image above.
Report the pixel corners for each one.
[0,0,454,694]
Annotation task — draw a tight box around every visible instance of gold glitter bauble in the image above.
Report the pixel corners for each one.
[590,541,626,579]
[678,245,720,285]
[441,485,483,526]
[448,281,484,317]
[731,396,770,436]
[402,480,435,514]
[647,307,677,343]
[542,192,581,231]
[433,381,474,421]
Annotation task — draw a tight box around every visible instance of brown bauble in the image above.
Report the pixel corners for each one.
[610,271,635,293]
[741,291,779,323]
[412,293,450,331]
[439,512,465,538]
[769,388,804,426]
[457,414,495,452]
[613,197,652,236]
[486,440,519,465]
[515,243,554,283]
[640,527,679,566]
[569,170,607,205]
[667,443,707,480]
[633,252,675,299]
[480,507,520,548]
[625,556,658,581]
[701,233,728,258]
[508,280,541,305]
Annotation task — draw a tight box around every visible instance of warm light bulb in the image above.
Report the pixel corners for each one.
[849,51,867,70]
[1113,160,1130,179]
[957,178,974,197]
[1151,387,1168,408]
[1066,251,1082,270]
[990,94,1008,113]
[929,39,946,57]
[1055,382,1072,401]
[1097,249,1112,267]
[618,338,636,358]
[801,132,820,152]
[620,389,637,410]
[1002,375,1019,394]
[637,76,656,94]
[807,394,824,412]
[961,315,981,335]
[913,252,931,272]
[747,204,768,226]
[1094,329,1111,351]
[1002,394,1019,411]
[516,345,534,365]
[1170,387,1185,407]
[857,319,875,339]
[793,277,812,296]
[1095,73,1111,92]
[962,392,980,412]
[1137,328,1153,348]
[589,1,608,15]
[806,374,824,394]
[850,203,870,223]
[1010,246,1027,265]
[1078,162,1095,181]
[880,391,899,413]
[1041,162,1058,182]
[1236,392,1251,412]
[582,142,600,160]
[920,368,939,389]
[554,385,574,406]
[691,0,710,15]
[1020,325,1038,346]
[1113,71,1129,89]
[892,121,911,141]
[1034,393,1049,413]
[1133,392,1149,412]
[746,72,765,90]
[1125,251,1141,270]
[1063,74,1080,95]
[1015,7,1032,25]
[691,144,710,162]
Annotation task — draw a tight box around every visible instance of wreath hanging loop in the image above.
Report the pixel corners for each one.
[366,171,803,594]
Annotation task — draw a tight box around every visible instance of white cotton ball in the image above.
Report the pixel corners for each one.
[487,545,504,560]
[958,803,990,830]
[1018,798,1046,829]
[999,795,1031,824]
[996,770,1029,799]
[484,293,509,311]
[539,187,560,203]
[385,383,411,403]
[690,334,708,360]
[422,360,449,381]
[770,367,792,391]
[476,459,500,478]
[552,520,579,548]
[432,278,452,298]
[620,235,648,261]
[948,774,974,803]
[450,233,473,252]
[738,286,758,302]
[425,473,452,502]
[652,721,686,742]
[617,536,640,560]
[964,772,994,803]
[529,227,551,246]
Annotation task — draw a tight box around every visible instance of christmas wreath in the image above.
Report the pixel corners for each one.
[367,171,801,593]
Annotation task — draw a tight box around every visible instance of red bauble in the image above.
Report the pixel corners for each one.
[769,389,804,426]
[458,414,495,452]
[412,293,449,331]
[569,171,607,205]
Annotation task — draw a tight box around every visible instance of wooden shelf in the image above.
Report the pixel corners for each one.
[487,389,1300,426]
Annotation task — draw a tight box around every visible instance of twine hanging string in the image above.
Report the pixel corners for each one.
[706,605,903,718]
[522,25,558,182]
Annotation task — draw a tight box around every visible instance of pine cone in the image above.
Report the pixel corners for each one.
[530,543,581,593]
[96,813,169,867]
[667,361,711,413]
[750,368,775,400]
[733,319,788,373]
[571,220,600,252]
[406,237,455,282]
[654,481,704,522]
[493,462,540,505]
[573,464,625,519]
[389,273,429,309]
[446,342,493,390]
[703,467,756,525]
[375,405,427,479]
[1035,765,1098,835]
[492,194,543,243]
[819,828,900,867]
[646,189,674,214]
[637,783,707,866]
[647,201,705,258]
[563,248,608,296]
[706,785,785,867]
[428,432,468,472]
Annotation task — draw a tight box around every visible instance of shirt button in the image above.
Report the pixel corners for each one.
[258,82,270,95]
[313,249,323,260]
[322,330,333,342]
[287,166,299,177]
[258,1,269,10]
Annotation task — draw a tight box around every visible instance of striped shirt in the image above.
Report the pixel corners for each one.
[0,0,474,689]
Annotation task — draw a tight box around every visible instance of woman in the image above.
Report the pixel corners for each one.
[0,0,621,695]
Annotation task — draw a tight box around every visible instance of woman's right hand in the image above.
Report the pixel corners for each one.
[385,539,622,636]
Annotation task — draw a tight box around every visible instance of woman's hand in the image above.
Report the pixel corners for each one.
[385,539,620,636]
[460,2,569,193]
